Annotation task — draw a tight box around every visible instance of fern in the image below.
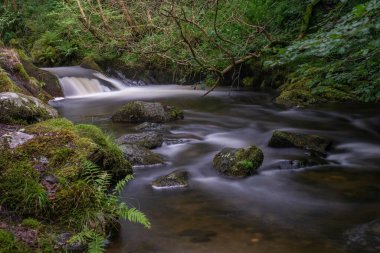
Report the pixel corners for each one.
[118,203,151,229]
[82,160,111,192]
[113,175,134,194]
[69,229,105,253]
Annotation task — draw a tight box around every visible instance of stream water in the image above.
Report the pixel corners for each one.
[48,67,380,253]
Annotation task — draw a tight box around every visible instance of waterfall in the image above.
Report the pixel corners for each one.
[43,66,128,97]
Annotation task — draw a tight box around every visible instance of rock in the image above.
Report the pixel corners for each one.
[152,170,189,188]
[80,57,103,73]
[213,146,264,177]
[55,233,86,252]
[120,144,164,166]
[164,139,192,145]
[134,122,172,133]
[111,101,184,123]
[344,219,380,253]
[117,132,163,149]
[0,92,58,124]
[20,58,63,98]
[0,131,34,148]
[265,157,328,171]
[12,226,38,247]
[268,130,332,153]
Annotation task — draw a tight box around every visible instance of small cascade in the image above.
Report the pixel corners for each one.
[43,66,130,97]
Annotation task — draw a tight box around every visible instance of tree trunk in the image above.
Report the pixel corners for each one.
[298,0,321,39]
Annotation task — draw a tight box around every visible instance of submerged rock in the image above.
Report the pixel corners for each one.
[268,130,332,153]
[117,132,163,149]
[213,146,264,177]
[111,101,184,123]
[134,122,172,133]
[120,144,164,166]
[0,92,58,124]
[345,219,380,253]
[152,170,189,188]
[265,156,328,171]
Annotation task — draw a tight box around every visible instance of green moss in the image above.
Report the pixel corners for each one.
[27,118,75,133]
[0,117,148,251]
[0,161,48,215]
[14,63,30,81]
[242,77,254,88]
[75,124,132,178]
[0,229,29,253]
[0,67,21,93]
[22,218,42,229]
[168,106,184,121]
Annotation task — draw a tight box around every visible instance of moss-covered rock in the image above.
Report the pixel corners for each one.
[0,47,57,101]
[80,56,103,73]
[23,119,132,179]
[276,79,354,106]
[268,130,332,153]
[0,92,58,125]
[117,132,163,149]
[152,170,189,188]
[111,101,184,123]
[0,118,137,252]
[0,67,22,93]
[213,146,264,177]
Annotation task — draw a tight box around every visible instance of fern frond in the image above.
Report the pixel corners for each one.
[118,203,151,229]
[113,175,134,194]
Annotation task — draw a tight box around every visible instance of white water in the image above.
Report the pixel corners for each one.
[43,66,129,97]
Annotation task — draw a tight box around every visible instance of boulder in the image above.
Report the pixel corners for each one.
[0,131,34,148]
[120,144,164,166]
[345,219,380,253]
[117,132,163,149]
[111,101,183,123]
[268,130,332,153]
[0,92,58,124]
[134,122,172,133]
[213,146,264,177]
[152,170,189,188]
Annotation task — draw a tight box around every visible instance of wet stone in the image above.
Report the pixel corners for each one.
[345,219,380,253]
[117,132,163,149]
[152,170,189,188]
[134,122,172,133]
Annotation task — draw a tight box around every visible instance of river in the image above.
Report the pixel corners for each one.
[48,67,380,253]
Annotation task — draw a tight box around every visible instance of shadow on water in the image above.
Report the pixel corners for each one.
[48,67,380,253]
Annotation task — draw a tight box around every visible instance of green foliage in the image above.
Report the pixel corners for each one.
[0,161,48,215]
[0,229,29,253]
[266,0,380,105]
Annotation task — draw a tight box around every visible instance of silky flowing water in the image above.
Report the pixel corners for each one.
[48,67,380,253]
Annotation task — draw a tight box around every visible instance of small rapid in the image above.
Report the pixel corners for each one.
[43,66,128,97]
